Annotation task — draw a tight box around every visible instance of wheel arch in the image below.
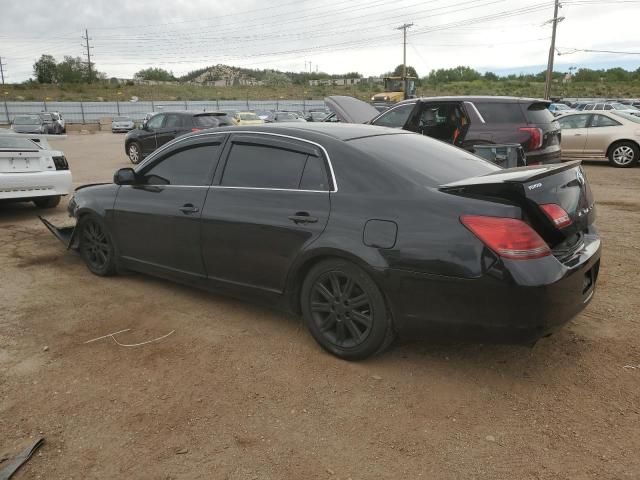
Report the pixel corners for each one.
[606,138,640,158]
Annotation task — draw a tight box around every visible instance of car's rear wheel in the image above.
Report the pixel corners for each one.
[79,215,117,276]
[33,195,61,209]
[127,141,142,164]
[301,259,394,360]
[608,141,639,168]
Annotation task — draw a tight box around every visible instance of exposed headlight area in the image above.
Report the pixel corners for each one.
[52,155,69,170]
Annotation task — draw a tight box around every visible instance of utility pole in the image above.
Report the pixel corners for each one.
[544,0,561,100]
[0,56,6,85]
[396,23,413,99]
[82,29,93,83]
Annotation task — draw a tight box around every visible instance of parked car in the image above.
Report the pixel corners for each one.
[255,110,272,121]
[556,110,640,167]
[111,116,135,133]
[0,132,72,208]
[124,111,234,163]
[265,111,307,123]
[11,114,50,134]
[548,103,574,116]
[233,111,264,125]
[45,111,66,134]
[575,102,640,116]
[42,123,600,360]
[327,95,562,164]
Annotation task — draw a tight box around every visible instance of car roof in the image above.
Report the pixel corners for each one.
[396,95,550,105]
[192,122,413,142]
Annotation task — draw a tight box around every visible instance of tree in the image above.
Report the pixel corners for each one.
[134,67,176,82]
[33,55,57,83]
[393,64,419,78]
[56,56,87,83]
[483,71,499,81]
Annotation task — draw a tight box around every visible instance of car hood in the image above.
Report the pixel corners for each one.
[324,96,380,124]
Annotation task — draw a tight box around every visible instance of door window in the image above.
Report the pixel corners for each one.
[221,143,310,189]
[146,114,164,129]
[590,115,621,128]
[583,104,595,111]
[164,114,183,128]
[558,114,591,129]
[141,143,221,186]
[299,155,330,191]
[371,103,415,128]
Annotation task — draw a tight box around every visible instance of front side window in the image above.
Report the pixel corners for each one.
[558,114,591,129]
[590,115,621,128]
[146,114,164,129]
[141,143,221,186]
[222,143,310,189]
[372,103,415,128]
[164,114,183,128]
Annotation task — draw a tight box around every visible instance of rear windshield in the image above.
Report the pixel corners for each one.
[524,102,555,124]
[348,133,500,187]
[13,115,41,125]
[239,113,259,120]
[114,116,130,121]
[193,115,222,127]
[612,112,640,124]
[474,102,525,123]
[0,136,41,150]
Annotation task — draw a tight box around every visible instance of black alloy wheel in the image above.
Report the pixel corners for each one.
[79,216,117,276]
[301,259,394,360]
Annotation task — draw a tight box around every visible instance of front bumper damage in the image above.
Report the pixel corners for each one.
[39,216,78,250]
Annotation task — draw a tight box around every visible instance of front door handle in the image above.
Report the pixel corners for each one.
[288,212,318,224]
[179,204,199,214]
[573,133,583,136]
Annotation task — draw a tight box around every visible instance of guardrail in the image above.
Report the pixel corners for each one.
[1,100,327,124]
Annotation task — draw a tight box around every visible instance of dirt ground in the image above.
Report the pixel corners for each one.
[1,132,639,480]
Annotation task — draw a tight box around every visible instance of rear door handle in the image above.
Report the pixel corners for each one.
[179,204,199,214]
[288,212,318,224]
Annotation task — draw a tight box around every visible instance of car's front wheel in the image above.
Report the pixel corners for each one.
[33,195,61,209]
[78,215,117,276]
[301,259,394,360]
[608,141,639,168]
[127,141,142,164]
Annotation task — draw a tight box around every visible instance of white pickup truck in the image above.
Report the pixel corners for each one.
[0,131,72,208]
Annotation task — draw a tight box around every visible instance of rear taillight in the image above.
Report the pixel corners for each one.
[460,215,550,260]
[540,203,572,229]
[519,127,543,150]
[52,155,69,170]
[191,128,202,132]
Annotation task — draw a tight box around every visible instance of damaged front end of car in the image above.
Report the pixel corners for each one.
[38,194,80,250]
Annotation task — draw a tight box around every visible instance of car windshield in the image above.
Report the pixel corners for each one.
[612,112,640,124]
[14,115,41,125]
[239,113,259,120]
[0,136,41,150]
[114,116,130,121]
[348,133,500,187]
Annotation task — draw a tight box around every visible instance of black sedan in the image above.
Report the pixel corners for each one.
[42,123,600,360]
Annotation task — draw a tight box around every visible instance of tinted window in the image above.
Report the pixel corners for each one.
[584,104,595,111]
[594,103,604,110]
[222,143,308,189]
[194,115,222,128]
[474,102,525,123]
[114,116,130,121]
[299,155,330,191]
[164,114,182,128]
[372,104,415,128]
[591,115,621,128]
[348,133,500,187]
[13,115,41,125]
[524,103,555,123]
[147,114,164,129]
[558,114,590,129]
[142,144,221,186]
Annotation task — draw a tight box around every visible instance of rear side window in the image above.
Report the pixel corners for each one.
[194,115,222,128]
[558,114,590,129]
[222,143,308,189]
[142,144,221,186]
[474,102,525,123]
[524,102,555,124]
[299,155,330,191]
[591,115,621,128]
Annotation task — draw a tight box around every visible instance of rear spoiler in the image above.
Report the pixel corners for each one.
[439,160,582,191]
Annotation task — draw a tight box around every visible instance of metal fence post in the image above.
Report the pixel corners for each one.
[80,100,85,124]
[184,100,188,110]
[276,99,279,110]
[216,99,219,110]
[43,99,47,112]
[3,99,9,125]
[151,99,155,111]
[303,98,306,114]
[116,99,120,116]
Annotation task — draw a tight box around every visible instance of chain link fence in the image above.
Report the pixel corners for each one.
[1,100,328,124]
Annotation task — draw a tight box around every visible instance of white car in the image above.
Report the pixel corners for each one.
[111,116,135,133]
[0,132,72,208]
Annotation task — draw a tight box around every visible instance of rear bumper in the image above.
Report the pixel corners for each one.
[0,170,72,200]
[527,147,562,165]
[378,233,601,344]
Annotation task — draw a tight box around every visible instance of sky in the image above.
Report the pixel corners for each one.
[1,0,639,82]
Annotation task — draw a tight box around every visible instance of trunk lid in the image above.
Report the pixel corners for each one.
[324,96,380,124]
[440,161,595,253]
[0,151,48,173]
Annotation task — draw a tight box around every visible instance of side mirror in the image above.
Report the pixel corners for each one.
[114,167,137,185]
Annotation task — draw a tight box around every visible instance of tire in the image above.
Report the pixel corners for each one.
[127,141,142,164]
[78,215,117,276]
[301,259,394,360]
[33,195,61,209]
[608,141,639,168]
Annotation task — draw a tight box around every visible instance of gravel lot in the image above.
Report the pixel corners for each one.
[1,132,639,479]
